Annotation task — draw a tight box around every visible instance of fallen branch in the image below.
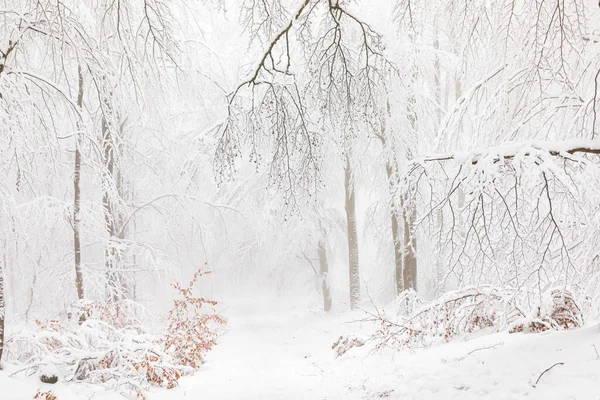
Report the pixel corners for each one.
[533,362,564,387]
[455,342,505,361]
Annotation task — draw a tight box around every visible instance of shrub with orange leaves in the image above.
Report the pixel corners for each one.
[6,265,225,398]
[162,267,226,369]
[332,336,364,357]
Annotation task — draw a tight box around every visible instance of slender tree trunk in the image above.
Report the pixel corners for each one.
[0,252,5,364]
[433,27,442,127]
[386,164,418,293]
[433,29,444,296]
[102,113,121,308]
[24,257,38,322]
[318,236,332,312]
[73,65,85,317]
[384,160,404,294]
[379,126,416,294]
[401,66,420,293]
[344,156,360,309]
[101,107,131,324]
[402,204,418,290]
[132,193,137,304]
[115,120,129,300]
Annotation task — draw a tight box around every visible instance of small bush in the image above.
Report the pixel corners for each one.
[5,266,225,397]
[374,287,506,349]
[332,336,364,357]
[374,286,583,350]
[162,267,226,369]
[509,289,582,333]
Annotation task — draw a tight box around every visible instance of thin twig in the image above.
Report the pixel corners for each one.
[533,362,564,387]
[456,342,505,361]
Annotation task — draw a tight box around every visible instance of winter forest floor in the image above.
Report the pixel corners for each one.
[2,296,600,400]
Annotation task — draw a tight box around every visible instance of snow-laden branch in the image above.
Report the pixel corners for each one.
[412,139,600,167]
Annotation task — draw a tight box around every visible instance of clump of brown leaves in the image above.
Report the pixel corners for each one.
[509,289,582,333]
[34,390,56,400]
[162,266,226,369]
[332,336,364,357]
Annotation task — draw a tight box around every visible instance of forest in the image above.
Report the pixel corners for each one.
[1,0,600,399]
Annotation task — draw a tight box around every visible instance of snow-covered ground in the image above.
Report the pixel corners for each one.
[2,296,599,399]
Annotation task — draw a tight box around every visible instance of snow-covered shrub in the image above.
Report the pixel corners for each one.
[387,289,423,318]
[373,286,583,350]
[4,267,224,396]
[5,318,184,394]
[77,299,139,329]
[509,289,583,333]
[374,287,507,349]
[332,336,364,357]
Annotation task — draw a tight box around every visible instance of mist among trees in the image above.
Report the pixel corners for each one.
[1,0,600,399]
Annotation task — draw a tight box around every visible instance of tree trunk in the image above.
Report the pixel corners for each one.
[385,161,404,294]
[401,68,419,292]
[433,27,442,127]
[433,29,443,296]
[318,237,332,312]
[344,156,360,309]
[101,105,131,324]
[402,204,418,291]
[0,252,5,364]
[101,112,125,313]
[378,128,415,294]
[73,65,85,318]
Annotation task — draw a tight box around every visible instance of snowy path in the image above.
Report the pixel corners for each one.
[166,298,347,400]
[156,297,600,400]
[3,297,600,399]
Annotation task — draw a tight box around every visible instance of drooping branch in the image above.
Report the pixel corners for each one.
[217,0,395,211]
[229,0,313,102]
[399,135,599,301]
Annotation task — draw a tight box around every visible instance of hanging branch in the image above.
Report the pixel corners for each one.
[216,0,395,212]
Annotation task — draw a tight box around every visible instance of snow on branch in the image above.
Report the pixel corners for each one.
[216,0,395,211]
[371,286,583,351]
[391,138,600,328]
[3,268,225,398]
[412,139,600,167]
